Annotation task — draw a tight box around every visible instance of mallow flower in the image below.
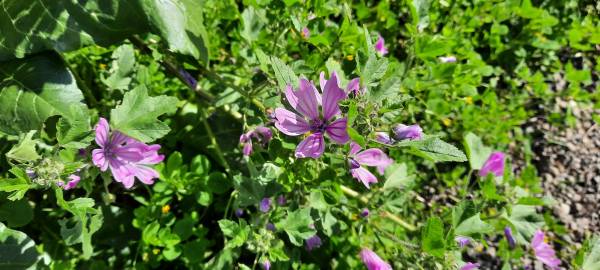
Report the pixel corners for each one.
[274,75,349,158]
[479,152,505,177]
[439,56,457,63]
[375,35,388,56]
[261,259,271,270]
[259,197,272,213]
[460,262,480,270]
[239,126,273,156]
[531,230,561,269]
[92,118,164,189]
[504,226,516,249]
[348,142,393,188]
[301,27,310,38]
[319,71,362,96]
[375,132,394,145]
[455,236,470,248]
[305,235,322,251]
[359,248,392,270]
[392,124,423,141]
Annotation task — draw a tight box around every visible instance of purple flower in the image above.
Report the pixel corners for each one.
[178,68,198,89]
[359,248,392,270]
[63,174,81,190]
[319,71,362,97]
[360,208,370,218]
[240,126,273,156]
[455,236,470,248]
[392,124,423,141]
[266,223,276,231]
[305,235,322,251]
[261,259,271,270]
[235,208,244,217]
[478,152,505,177]
[375,132,394,145]
[274,75,349,159]
[460,262,480,270]
[504,226,516,249]
[531,230,561,269]
[92,118,164,189]
[259,197,272,213]
[277,195,286,206]
[348,142,393,188]
[25,169,36,180]
[302,27,310,38]
[375,35,388,56]
[439,56,457,63]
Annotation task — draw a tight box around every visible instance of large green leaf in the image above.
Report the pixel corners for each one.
[503,205,544,245]
[421,217,445,257]
[409,138,468,162]
[110,85,178,142]
[583,236,600,270]
[0,0,209,61]
[276,208,316,246]
[0,0,148,61]
[0,222,40,270]
[463,132,492,170]
[140,0,210,63]
[0,53,91,147]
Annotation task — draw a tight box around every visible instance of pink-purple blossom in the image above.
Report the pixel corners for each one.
[62,174,81,190]
[439,56,457,63]
[259,197,272,213]
[375,132,394,145]
[274,76,349,158]
[360,208,370,218]
[392,124,423,141]
[375,35,388,56]
[302,27,310,39]
[261,259,271,270]
[240,126,273,156]
[277,195,286,206]
[92,118,164,189]
[504,226,516,249]
[305,235,322,251]
[479,151,505,177]
[348,142,393,189]
[455,236,470,248]
[460,262,480,270]
[531,230,561,269]
[359,248,392,270]
[319,71,362,96]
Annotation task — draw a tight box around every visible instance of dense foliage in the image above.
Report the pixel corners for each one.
[0,0,599,269]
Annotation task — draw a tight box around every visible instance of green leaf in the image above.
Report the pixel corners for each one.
[271,57,299,90]
[583,236,600,270]
[233,174,280,207]
[455,214,493,236]
[276,208,316,246]
[110,85,178,142]
[463,132,492,170]
[141,0,210,62]
[383,163,414,190]
[0,53,91,147]
[218,219,250,248]
[409,138,467,162]
[0,168,32,201]
[0,222,40,270]
[347,127,366,147]
[421,217,445,258]
[0,199,33,228]
[101,44,136,90]
[240,7,266,43]
[0,1,148,60]
[5,131,40,162]
[503,205,544,245]
[361,54,388,87]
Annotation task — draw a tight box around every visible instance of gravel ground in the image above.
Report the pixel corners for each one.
[527,98,600,244]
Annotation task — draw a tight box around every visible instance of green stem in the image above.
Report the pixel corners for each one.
[200,109,231,172]
[339,185,417,231]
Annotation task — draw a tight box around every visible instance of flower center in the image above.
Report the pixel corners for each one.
[310,119,327,133]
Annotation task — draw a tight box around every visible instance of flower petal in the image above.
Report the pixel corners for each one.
[274,108,310,136]
[95,118,110,147]
[284,84,299,109]
[349,141,362,156]
[355,148,391,168]
[322,73,346,120]
[132,165,160,185]
[92,149,109,171]
[296,78,320,120]
[325,117,349,144]
[295,133,325,158]
[346,78,361,95]
[351,167,378,189]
